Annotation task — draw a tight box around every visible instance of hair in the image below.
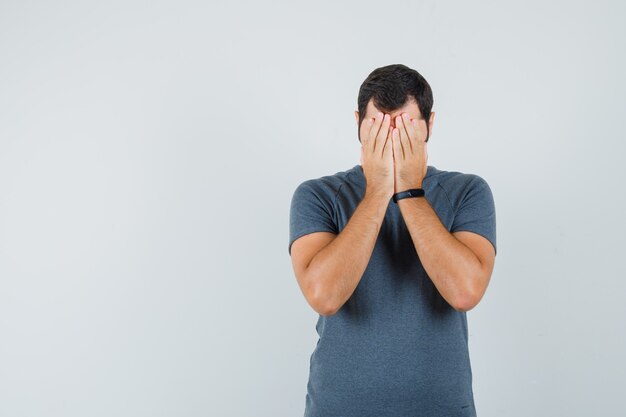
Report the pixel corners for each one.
[357,64,433,143]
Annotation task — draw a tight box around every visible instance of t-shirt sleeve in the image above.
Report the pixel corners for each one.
[450,175,497,255]
[288,180,339,255]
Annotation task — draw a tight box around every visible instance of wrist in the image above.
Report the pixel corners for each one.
[364,187,393,202]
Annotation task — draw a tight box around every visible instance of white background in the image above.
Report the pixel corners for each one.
[1,0,624,416]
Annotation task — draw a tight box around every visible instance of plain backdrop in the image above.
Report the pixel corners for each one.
[1,0,625,416]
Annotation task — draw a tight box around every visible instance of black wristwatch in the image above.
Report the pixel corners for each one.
[392,188,425,203]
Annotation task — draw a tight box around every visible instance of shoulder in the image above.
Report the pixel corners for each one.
[429,167,493,207]
[291,166,354,202]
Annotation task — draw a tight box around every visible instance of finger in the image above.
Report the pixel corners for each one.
[396,116,411,156]
[368,112,385,152]
[392,127,399,160]
[423,141,429,176]
[375,114,391,154]
[399,114,414,154]
[382,125,393,159]
[401,113,416,153]
[393,128,404,160]
[412,119,425,142]
[362,117,375,148]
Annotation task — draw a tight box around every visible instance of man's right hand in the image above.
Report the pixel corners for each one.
[361,112,394,199]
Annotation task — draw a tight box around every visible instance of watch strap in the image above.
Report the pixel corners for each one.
[392,188,425,203]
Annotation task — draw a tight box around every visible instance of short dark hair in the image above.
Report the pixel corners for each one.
[357,64,433,143]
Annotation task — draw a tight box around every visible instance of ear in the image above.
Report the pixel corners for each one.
[355,110,361,126]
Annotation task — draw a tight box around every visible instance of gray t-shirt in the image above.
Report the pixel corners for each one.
[288,163,497,417]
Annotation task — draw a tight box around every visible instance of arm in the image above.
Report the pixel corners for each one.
[293,111,394,316]
[397,196,495,312]
[299,190,390,316]
[389,112,495,312]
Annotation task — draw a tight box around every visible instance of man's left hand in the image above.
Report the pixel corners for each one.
[391,112,428,194]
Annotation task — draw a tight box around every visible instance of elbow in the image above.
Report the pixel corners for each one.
[311,288,339,316]
[304,266,340,316]
[453,298,476,313]
[310,299,338,316]
[308,277,340,316]
[452,269,489,312]
[453,286,481,313]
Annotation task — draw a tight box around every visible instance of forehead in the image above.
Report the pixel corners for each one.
[365,98,422,119]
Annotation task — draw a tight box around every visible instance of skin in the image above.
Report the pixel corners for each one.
[289,111,394,316]
[359,99,496,311]
[290,98,496,315]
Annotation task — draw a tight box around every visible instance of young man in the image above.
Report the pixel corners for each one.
[288,64,497,417]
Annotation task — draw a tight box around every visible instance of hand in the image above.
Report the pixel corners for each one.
[391,113,428,194]
[360,111,394,199]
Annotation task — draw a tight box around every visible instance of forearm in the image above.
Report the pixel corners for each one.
[397,196,482,311]
[307,191,390,315]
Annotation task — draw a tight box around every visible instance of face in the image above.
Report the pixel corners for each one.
[354,98,435,143]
